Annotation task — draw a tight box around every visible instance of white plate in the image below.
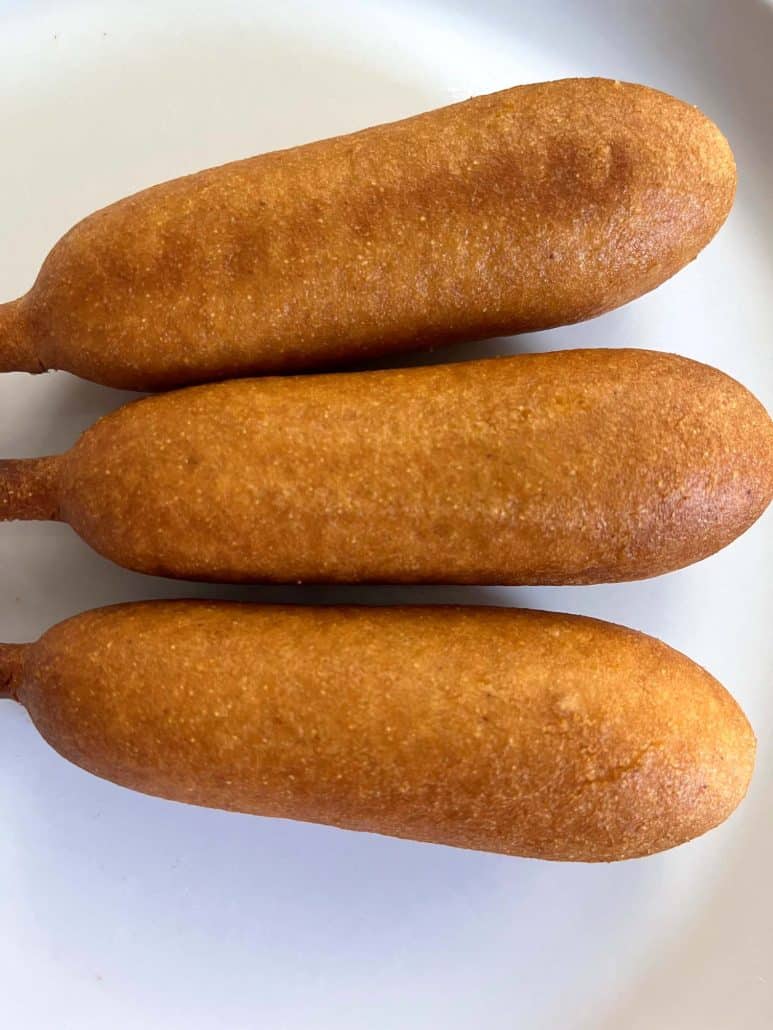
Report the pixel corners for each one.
[1,1,771,1027]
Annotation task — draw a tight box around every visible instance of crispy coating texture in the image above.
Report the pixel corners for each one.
[8,350,762,584]
[4,602,755,862]
[0,78,736,388]
[0,458,59,522]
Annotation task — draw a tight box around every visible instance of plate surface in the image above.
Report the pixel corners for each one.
[0,1,771,1027]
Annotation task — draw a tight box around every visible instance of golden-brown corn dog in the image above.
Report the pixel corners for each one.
[0,603,756,861]
[1,350,771,584]
[0,78,735,389]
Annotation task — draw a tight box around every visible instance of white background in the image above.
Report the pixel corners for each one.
[1,1,771,1027]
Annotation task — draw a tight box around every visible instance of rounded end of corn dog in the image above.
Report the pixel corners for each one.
[468,78,738,336]
[0,298,44,375]
[557,353,773,585]
[0,457,62,522]
[531,629,758,861]
[563,78,738,317]
[0,644,28,701]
